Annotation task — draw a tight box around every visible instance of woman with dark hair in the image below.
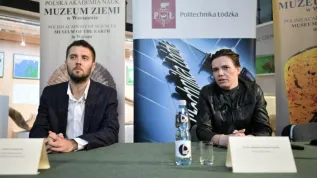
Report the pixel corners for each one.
[195,49,272,147]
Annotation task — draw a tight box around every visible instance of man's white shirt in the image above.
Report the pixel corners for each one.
[66,80,90,150]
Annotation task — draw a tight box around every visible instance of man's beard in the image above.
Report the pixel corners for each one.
[67,66,92,84]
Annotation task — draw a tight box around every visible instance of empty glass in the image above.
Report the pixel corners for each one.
[199,141,214,165]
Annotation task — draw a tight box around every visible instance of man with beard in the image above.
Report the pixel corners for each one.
[29,40,119,153]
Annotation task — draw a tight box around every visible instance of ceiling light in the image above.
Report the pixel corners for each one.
[20,33,26,46]
[129,50,133,60]
[21,40,26,46]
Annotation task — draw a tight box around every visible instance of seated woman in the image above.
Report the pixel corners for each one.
[195,49,272,147]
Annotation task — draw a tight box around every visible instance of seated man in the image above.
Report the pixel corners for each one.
[30,40,119,153]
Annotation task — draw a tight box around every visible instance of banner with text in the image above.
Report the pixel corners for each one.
[40,0,125,142]
[133,0,257,142]
[273,0,317,132]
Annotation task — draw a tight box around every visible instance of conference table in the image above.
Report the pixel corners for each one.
[8,142,317,178]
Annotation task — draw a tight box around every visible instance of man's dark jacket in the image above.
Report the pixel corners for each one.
[29,79,119,150]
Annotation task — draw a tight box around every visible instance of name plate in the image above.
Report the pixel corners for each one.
[226,136,297,173]
[0,139,50,175]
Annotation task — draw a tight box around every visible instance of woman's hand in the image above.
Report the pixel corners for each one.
[232,129,246,136]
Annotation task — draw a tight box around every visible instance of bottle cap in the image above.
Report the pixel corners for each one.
[178,100,186,106]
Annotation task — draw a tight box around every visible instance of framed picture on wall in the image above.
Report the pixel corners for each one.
[0,52,4,78]
[126,64,134,85]
[13,54,40,80]
[256,55,275,75]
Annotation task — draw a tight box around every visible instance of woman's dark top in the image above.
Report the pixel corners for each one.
[195,76,272,141]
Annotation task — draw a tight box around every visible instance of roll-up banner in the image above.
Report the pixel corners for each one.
[273,0,317,133]
[40,0,126,142]
[133,0,257,142]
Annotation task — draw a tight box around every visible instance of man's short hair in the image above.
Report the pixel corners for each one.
[66,40,96,62]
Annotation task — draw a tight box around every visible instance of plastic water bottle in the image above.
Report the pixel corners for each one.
[175,100,192,166]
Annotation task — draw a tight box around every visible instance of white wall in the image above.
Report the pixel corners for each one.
[256,21,276,134]
[256,75,275,95]
[124,43,134,142]
[256,21,275,96]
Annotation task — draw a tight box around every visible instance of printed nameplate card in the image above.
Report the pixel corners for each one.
[226,136,297,173]
[0,139,50,175]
